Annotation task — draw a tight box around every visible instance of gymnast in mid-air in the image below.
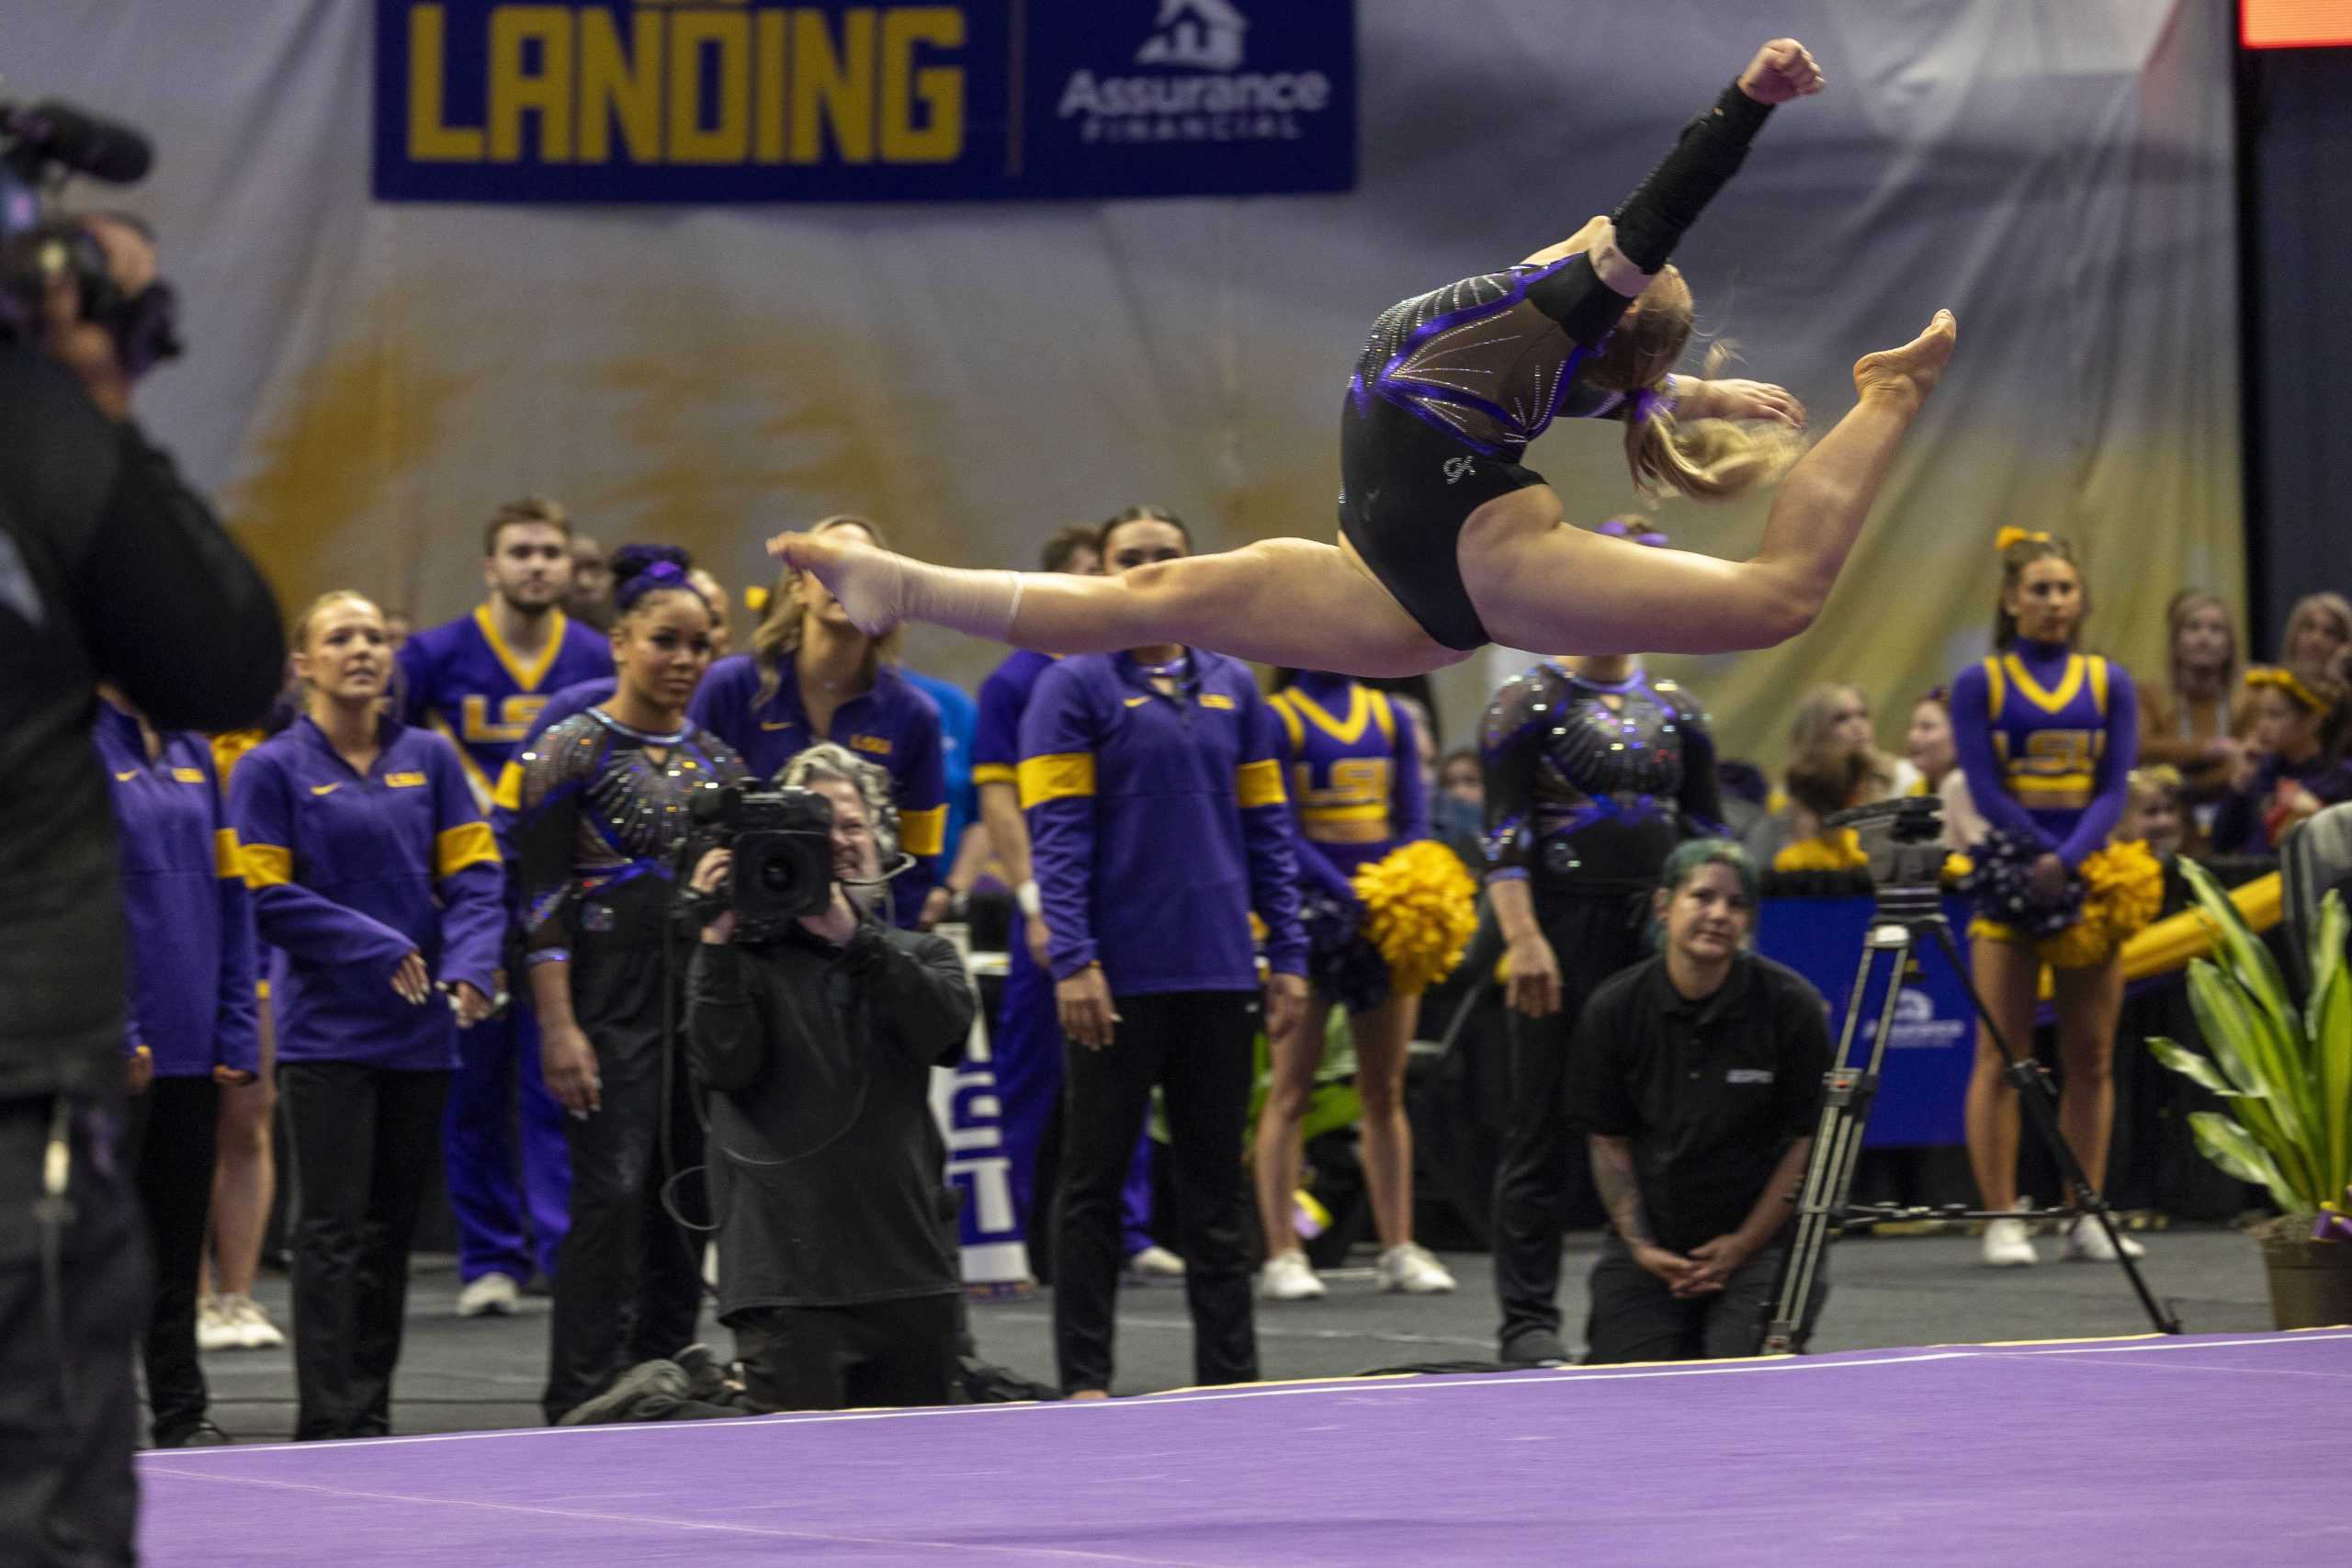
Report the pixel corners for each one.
[773,38,1957,677]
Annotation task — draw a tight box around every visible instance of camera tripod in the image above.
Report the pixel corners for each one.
[1758,822,2183,1356]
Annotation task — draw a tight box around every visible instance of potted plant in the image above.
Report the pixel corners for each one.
[2147,860,2352,1328]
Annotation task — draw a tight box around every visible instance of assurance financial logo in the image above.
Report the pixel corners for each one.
[1057,0,1337,146]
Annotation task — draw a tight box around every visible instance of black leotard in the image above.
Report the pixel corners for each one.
[1339,83,1774,651]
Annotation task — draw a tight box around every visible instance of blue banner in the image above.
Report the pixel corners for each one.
[1753,897,1979,1147]
[374,0,1356,203]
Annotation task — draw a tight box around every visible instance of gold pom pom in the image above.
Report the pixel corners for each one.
[2035,840,2165,970]
[1351,841,1480,998]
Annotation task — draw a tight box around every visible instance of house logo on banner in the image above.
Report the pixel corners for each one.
[1057,0,1335,147]
[1136,0,1246,71]
[1880,987,1968,1049]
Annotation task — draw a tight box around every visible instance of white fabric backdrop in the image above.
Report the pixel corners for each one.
[11,1,2241,762]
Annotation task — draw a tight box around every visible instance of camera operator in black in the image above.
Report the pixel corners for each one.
[570,748,976,1421]
[2,200,280,1555]
[1480,653,1724,1367]
[513,547,747,1424]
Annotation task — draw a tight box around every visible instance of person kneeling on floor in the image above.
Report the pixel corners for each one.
[564,745,976,1424]
[1570,841,1833,1364]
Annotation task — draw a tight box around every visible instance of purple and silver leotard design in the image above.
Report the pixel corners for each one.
[1350,260,1624,461]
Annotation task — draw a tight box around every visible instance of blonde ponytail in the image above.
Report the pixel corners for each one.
[1621,340,1804,502]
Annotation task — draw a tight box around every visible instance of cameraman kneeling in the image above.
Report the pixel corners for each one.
[573,752,976,1421]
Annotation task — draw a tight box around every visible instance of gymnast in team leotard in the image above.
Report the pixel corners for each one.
[773,38,1957,679]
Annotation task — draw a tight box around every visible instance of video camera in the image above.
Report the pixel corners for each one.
[689,783,838,925]
[1826,794,1950,909]
[0,97,181,374]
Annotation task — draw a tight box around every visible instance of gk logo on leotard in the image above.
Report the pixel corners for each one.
[1442,456,1476,486]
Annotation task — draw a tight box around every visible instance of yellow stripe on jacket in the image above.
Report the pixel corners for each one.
[1235,758,1287,809]
[1019,752,1097,808]
[435,821,501,880]
[899,805,948,858]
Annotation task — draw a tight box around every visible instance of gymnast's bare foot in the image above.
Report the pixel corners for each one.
[1852,309,1957,410]
[767,528,904,637]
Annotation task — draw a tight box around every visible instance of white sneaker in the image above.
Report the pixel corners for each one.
[222,1293,285,1350]
[1981,1217,2040,1269]
[2064,1216,2147,1262]
[196,1295,242,1353]
[1376,1243,1458,1295]
[1125,1245,1186,1282]
[456,1272,521,1319]
[1259,1250,1327,1302]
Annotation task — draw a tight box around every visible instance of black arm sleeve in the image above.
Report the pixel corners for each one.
[1527,82,1773,344]
[1611,82,1774,272]
[79,419,284,733]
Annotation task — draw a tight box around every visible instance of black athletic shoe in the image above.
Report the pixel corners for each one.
[156,1419,234,1449]
[1498,1330,1570,1369]
[557,1359,688,1427]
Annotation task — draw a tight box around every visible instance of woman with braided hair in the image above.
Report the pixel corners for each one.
[770,39,1957,679]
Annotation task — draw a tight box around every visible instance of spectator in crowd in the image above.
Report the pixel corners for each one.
[2280,591,2352,681]
[1951,530,2143,1269]
[1432,746,1486,862]
[383,610,413,653]
[1905,688,1957,795]
[1744,682,1907,864]
[2120,765,2188,862]
[1440,749,1484,813]
[1482,649,1724,1367]
[230,592,504,1439]
[2137,590,2249,821]
[1770,741,1871,874]
[400,497,613,1319]
[515,547,746,1425]
[198,725,288,1354]
[567,533,615,631]
[689,569,733,656]
[2212,666,2352,854]
[691,516,947,929]
[98,688,260,1446]
[1570,840,1831,1363]
[971,525,1171,1282]
[1255,670,1455,1301]
[1021,506,1307,1396]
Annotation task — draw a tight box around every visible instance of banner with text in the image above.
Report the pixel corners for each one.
[374,0,1356,203]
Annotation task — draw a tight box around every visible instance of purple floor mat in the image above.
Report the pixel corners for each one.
[139,1331,2352,1565]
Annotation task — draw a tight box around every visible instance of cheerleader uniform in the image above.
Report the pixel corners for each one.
[399,606,612,1296]
[1267,673,1430,1006]
[690,651,947,928]
[97,705,258,1446]
[229,715,504,1439]
[515,706,750,1423]
[1951,642,2140,958]
[1480,660,1724,1364]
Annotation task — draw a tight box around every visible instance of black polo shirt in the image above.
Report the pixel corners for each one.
[1566,953,1832,1254]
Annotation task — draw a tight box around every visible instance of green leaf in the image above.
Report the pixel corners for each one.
[2189,1111,2305,1212]
[2147,1037,2252,1100]
[2186,962,2313,1197]
[2183,858,2296,1023]
[2309,893,2352,1201]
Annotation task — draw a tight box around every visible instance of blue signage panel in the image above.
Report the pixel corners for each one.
[1753,897,1978,1147]
[374,0,1357,203]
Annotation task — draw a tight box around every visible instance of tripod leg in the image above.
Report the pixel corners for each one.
[1925,922,2180,1335]
[1762,933,1908,1354]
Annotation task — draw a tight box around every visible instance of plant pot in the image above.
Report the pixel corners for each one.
[2255,1216,2352,1330]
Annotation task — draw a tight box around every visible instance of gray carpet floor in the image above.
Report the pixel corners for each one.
[186,1224,2278,1441]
